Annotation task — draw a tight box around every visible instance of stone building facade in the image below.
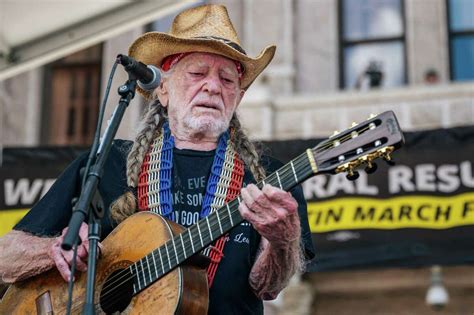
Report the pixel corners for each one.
[1,0,473,145]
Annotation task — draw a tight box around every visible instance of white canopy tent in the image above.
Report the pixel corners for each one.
[0,0,201,81]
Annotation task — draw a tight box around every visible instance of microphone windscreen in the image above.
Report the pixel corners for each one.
[137,65,161,91]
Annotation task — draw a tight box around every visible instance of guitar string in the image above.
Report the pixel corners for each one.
[98,155,311,310]
[97,156,312,309]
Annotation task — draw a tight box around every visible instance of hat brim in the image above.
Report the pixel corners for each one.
[128,32,276,100]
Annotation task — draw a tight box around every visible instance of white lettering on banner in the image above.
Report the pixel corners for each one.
[356,173,379,195]
[4,178,56,206]
[303,172,378,199]
[327,173,355,196]
[416,164,437,192]
[389,161,473,194]
[303,161,473,198]
[303,176,327,199]
[438,165,460,193]
[389,166,415,194]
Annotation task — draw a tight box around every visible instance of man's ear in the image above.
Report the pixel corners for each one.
[156,81,169,107]
[236,89,245,106]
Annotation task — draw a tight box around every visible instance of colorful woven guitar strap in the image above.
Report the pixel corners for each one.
[137,123,244,287]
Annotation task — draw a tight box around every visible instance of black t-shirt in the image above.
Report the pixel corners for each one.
[14,140,315,315]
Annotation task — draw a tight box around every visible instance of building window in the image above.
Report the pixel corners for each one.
[339,0,406,90]
[42,45,102,146]
[448,0,474,81]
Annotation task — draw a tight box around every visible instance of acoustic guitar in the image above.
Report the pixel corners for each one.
[0,111,404,314]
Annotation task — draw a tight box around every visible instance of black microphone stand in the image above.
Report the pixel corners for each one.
[62,74,138,315]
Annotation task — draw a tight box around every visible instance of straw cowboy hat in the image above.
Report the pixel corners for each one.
[128,4,276,99]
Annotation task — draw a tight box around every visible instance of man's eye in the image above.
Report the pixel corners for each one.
[222,77,236,84]
[190,72,204,76]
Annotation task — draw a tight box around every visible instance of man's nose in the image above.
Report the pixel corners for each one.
[202,73,221,95]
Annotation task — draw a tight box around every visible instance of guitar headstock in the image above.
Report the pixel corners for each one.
[311,111,404,180]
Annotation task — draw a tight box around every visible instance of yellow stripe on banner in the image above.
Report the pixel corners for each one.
[0,209,29,237]
[307,192,474,233]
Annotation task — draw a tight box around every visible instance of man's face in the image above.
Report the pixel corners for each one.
[158,52,244,139]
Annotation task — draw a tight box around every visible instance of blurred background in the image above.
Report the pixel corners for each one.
[0,0,473,314]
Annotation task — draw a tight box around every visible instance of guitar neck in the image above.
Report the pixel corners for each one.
[129,150,317,294]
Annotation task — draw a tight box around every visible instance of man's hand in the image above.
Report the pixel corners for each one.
[49,223,101,282]
[238,184,303,299]
[238,184,301,248]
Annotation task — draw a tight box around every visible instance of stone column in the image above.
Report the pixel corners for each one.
[405,0,449,84]
[242,0,295,95]
[294,0,339,93]
[0,68,42,146]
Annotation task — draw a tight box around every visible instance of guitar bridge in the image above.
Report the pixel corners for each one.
[36,290,53,315]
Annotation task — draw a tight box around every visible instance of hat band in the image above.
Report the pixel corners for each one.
[193,36,247,55]
[161,52,244,79]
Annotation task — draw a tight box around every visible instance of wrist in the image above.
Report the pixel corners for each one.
[264,235,300,256]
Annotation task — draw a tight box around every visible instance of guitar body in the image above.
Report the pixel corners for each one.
[0,212,209,315]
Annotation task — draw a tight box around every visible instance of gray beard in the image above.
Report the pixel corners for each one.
[182,115,230,138]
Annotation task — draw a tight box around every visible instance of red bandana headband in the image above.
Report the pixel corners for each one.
[161,53,244,80]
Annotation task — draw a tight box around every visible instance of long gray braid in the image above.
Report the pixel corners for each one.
[110,100,166,223]
[126,102,167,188]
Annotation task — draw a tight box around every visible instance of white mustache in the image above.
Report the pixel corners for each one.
[190,95,224,110]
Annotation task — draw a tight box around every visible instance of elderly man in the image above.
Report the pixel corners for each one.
[0,4,314,314]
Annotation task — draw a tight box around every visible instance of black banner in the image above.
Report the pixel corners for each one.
[1,127,474,271]
[0,146,85,235]
[263,126,474,271]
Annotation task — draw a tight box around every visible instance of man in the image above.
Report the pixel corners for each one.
[0,4,314,314]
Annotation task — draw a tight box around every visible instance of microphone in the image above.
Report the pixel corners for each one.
[117,54,161,90]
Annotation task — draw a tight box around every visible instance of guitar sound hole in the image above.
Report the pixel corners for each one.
[99,268,134,314]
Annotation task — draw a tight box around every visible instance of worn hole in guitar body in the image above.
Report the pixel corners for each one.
[99,267,134,314]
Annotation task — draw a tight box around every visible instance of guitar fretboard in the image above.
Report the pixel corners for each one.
[129,150,316,294]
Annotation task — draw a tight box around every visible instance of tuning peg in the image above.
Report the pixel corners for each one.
[383,154,396,166]
[365,161,378,174]
[351,122,357,127]
[367,113,376,120]
[346,167,360,181]
[331,130,340,138]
